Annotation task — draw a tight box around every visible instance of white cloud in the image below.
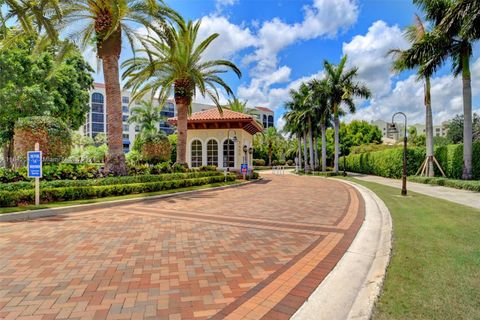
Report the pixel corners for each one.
[342,20,409,97]
[349,57,480,125]
[276,116,286,132]
[215,0,238,12]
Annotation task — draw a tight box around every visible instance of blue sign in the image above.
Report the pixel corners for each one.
[241,163,248,174]
[27,151,42,178]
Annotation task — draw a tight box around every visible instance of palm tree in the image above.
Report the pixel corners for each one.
[128,101,164,135]
[262,127,280,166]
[324,56,371,173]
[283,107,304,171]
[53,0,179,175]
[122,18,241,166]
[227,97,248,113]
[389,14,439,177]
[408,0,476,179]
[307,78,332,172]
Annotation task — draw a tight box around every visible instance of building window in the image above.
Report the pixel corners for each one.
[223,139,235,168]
[92,113,104,123]
[92,93,104,104]
[123,124,129,132]
[92,123,104,133]
[122,115,129,122]
[263,115,267,128]
[191,140,203,168]
[268,115,274,128]
[122,105,129,113]
[207,140,218,166]
[122,134,129,139]
[122,96,129,104]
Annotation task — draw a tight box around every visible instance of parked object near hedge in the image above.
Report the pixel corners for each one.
[341,142,480,180]
[13,117,72,163]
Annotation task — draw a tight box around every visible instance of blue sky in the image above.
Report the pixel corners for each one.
[141,0,479,128]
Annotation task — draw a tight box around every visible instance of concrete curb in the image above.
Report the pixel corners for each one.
[291,178,392,320]
[0,179,261,223]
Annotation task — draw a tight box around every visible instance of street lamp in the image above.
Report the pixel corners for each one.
[391,112,408,196]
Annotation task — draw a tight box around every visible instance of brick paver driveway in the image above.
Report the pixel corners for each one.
[0,175,364,320]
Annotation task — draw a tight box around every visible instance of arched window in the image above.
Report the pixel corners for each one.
[223,139,235,168]
[191,140,203,167]
[262,114,267,128]
[268,115,274,128]
[207,140,218,166]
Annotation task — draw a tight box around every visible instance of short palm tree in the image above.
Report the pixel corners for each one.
[128,101,164,136]
[324,56,371,173]
[122,18,241,165]
[56,0,179,175]
[262,127,280,166]
[389,14,439,177]
[283,106,304,171]
[227,97,248,113]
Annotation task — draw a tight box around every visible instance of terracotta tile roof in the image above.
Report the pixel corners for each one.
[171,108,254,122]
[255,106,274,113]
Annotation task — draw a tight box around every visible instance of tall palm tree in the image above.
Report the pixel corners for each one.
[324,56,371,173]
[50,0,179,175]
[283,106,303,171]
[122,18,241,165]
[307,78,332,172]
[409,0,476,179]
[128,101,164,135]
[389,14,438,176]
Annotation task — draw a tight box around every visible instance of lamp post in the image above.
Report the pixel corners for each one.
[392,112,408,196]
[248,147,253,176]
[242,145,248,180]
[225,129,237,181]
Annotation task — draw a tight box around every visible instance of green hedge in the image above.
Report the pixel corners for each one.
[408,176,480,192]
[340,147,425,178]
[341,141,480,179]
[0,171,222,192]
[0,174,235,207]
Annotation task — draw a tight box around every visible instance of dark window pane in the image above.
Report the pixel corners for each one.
[92,123,104,132]
[92,93,104,103]
[223,139,235,167]
[92,113,104,122]
[92,103,104,113]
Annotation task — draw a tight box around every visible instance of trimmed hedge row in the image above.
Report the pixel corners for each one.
[340,147,425,178]
[0,174,236,207]
[341,141,480,179]
[408,176,480,192]
[0,171,222,192]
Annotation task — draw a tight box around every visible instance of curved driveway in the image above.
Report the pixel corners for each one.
[0,174,364,320]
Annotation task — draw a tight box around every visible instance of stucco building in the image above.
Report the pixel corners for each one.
[168,109,263,170]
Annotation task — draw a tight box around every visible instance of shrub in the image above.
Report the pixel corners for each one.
[253,159,266,166]
[286,160,294,166]
[172,163,188,173]
[198,165,217,172]
[14,116,72,162]
[408,176,480,192]
[140,134,171,164]
[0,173,235,207]
[127,163,151,176]
[152,162,171,174]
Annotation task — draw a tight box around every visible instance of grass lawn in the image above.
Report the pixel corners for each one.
[0,180,241,215]
[339,177,480,320]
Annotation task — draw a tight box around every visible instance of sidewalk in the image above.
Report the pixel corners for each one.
[349,173,480,210]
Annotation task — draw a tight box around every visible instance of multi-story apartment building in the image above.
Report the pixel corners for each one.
[371,119,449,142]
[82,83,275,152]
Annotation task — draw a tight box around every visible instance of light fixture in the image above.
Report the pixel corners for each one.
[248,147,253,154]
[243,145,248,153]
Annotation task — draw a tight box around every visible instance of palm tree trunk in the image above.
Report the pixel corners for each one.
[314,136,318,169]
[303,131,308,172]
[297,134,302,170]
[175,101,188,165]
[334,113,340,173]
[461,51,473,180]
[321,122,327,172]
[425,76,434,177]
[308,118,314,171]
[102,54,127,175]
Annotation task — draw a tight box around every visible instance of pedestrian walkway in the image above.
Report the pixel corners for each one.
[349,173,480,209]
[0,175,365,320]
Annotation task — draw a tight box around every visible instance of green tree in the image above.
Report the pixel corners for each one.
[324,56,371,173]
[412,0,477,179]
[128,101,164,135]
[226,97,248,113]
[122,18,241,165]
[0,34,93,168]
[447,113,480,144]
[261,127,281,166]
[390,14,437,176]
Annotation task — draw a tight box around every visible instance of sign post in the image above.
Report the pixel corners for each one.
[27,143,42,206]
[241,163,248,180]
